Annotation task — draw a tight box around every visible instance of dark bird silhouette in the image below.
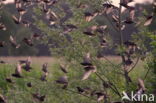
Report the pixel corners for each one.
[27,82,32,87]
[32,93,45,102]
[100,37,107,48]
[23,38,33,46]
[0,41,5,47]
[0,60,6,64]
[5,77,14,83]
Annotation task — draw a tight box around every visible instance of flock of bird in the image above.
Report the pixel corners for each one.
[0,0,155,102]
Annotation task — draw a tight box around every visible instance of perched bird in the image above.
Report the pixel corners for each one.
[32,93,45,102]
[100,38,107,48]
[27,82,32,87]
[42,63,48,73]
[5,77,14,83]
[77,87,91,94]
[9,35,20,48]
[81,53,92,66]
[40,72,48,81]
[0,60,6,64]
[22,57,32,71]
[77,87,85,94]
[12,63,22,78]
[40,63,48,81]
[56,76,68,84]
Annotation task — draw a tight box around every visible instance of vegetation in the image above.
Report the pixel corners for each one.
[0,0,155,103]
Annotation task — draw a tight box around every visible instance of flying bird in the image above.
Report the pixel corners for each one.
[0,94,7,103]
[60,64,68,73]
[9,35,20,48]
[82,66,97,80]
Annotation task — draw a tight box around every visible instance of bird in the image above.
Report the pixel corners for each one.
[82,66,97,80]
[12,63,23,78]
[95,92,106,102]
[9,35,20,48]
[40,63,48,81]
[81,53,92,66]
[5,77,14,83]
[17,8,27,16]
[100,38,107,48]
[77,87,91,94]
[83,26,99,36]
[0,41,5,47]
[0,23,6,31]
[84,11,98,22]
[138,78,146,91]
[32,93,46,102]
[56,76,68,84]
[27,82,32,87]
[144,15,153,26]
[42,63,48,73]
[0,60,6,64]
[60,64,68,73]
[40,72,48,81]
[22,57,32,71]
[23,37,33,46]
[0,94,7,103]
[12,15,21,24]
